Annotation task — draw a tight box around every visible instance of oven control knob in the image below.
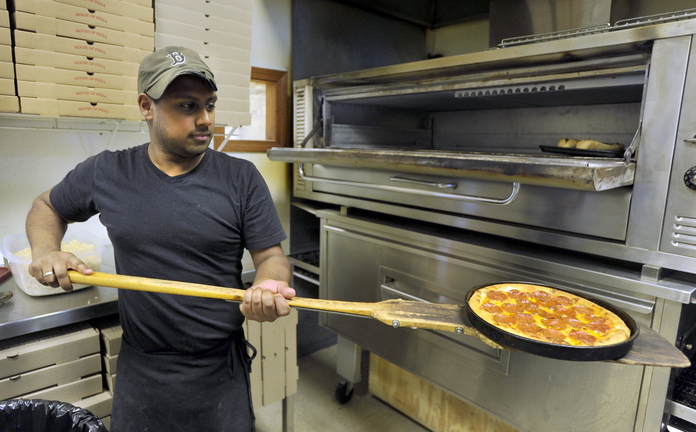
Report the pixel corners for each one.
[684,166,696,190]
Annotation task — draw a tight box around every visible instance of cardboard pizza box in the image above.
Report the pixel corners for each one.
[93,316,122,356]
[51,0,153,22]
[214,110,251,128]
[17,81,138,105]
[104,372,115,393]
[154,17,251,50]
[155,3,249,34]
[12,0,154,37]
[213,97,251,116]
[14,31,151,64]
[0,322,99,380]
[0,95,20,113]
[157,0,251,17]
[0,78,14,96]
[20,374,103,404]
[0,44,11,62]
[74,391,113,419]
[20,97,142,121]
[102,353,117,375]
[0,354,101,400]
[14,46,140,76]
[13,12,154,51]
[155,33,249,62]
[0,27,9,46]
[0,61,14,79]
[123,0,152,7]
[15,64,136,91]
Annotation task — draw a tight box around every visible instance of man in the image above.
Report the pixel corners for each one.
[25,46,294,431]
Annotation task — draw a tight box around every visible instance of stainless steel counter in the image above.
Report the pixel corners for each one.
[0,275,118,341]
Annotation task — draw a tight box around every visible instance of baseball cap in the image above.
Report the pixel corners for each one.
[138,46,217,99]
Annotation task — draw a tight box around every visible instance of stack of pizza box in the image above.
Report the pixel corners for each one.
[154,0,253,127]
[88,315,123,429]
[0,2,18,113]
[9,0,154,121]
[0,323,103,405]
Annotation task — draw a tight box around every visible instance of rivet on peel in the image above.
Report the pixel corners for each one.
[392,320,400,328]
[455,326,464,335]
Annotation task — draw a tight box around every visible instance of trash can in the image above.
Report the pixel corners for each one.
[0,399,108,432]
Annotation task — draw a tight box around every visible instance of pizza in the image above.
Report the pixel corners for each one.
[468,283,631,347]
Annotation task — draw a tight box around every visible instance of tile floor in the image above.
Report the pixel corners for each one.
[254,344,429,432]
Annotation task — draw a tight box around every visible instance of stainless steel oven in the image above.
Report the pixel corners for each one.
[269,11,696,432]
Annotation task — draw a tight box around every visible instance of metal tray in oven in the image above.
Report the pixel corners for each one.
[267,147,636,192]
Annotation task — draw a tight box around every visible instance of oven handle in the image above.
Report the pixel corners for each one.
[298,163,521,205]
[389,176,458,189]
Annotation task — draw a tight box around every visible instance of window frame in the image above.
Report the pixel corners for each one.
[214,67,288,152]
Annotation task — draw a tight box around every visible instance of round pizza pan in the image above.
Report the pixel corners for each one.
[463,282,639,361]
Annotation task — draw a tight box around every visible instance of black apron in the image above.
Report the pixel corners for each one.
[110,330,257,432]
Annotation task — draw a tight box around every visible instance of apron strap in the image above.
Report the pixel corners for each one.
[227,328,257,378]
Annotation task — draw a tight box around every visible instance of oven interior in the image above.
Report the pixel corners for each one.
[318,54,647,155]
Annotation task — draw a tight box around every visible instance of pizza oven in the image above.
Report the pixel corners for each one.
[269,10,696,432]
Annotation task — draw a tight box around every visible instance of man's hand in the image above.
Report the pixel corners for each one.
[28,251,94,292]
[240,279,296,322]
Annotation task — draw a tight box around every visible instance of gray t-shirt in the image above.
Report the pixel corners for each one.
[50,144,287,353]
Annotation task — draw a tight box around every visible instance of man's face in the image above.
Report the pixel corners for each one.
[149,75,217,159]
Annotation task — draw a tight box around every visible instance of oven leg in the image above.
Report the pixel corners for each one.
[335,335,361,404]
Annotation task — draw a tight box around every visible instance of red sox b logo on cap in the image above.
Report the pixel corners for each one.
[168,51,186,66]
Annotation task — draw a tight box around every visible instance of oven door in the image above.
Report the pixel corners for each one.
[319,209,667,432]
[303,162,632,240]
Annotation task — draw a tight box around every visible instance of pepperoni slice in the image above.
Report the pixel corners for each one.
[486,290,508,301]
[507,289,528,301]
[541,328,565,342]
[573,305,594,317]
[481,302,504,314]
[501,302,521,313]
[569,330,597,345]
[531,290,552,302]
[542,317,567,329]
[517,322,541,333]
[554,295,573,306]
[564,318,584,329]
[493,314,516,325]
[514,312,535,324]
[550,305,576,318]
[585,320,611,333]
[520,301,542,314]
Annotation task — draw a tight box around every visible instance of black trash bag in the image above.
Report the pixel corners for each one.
[0,399,108,432]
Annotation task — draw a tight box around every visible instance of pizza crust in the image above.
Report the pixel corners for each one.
[469,283,631,347]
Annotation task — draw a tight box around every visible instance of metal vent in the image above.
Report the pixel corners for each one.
[293,85,312,191]
[671,216,696,250]
[455,84,566,98]
[294,86,307,148]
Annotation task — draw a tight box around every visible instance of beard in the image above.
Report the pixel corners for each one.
[154,126,212,159]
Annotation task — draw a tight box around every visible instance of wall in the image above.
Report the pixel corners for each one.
[0,0,293,275]
[292,0,427,80]
[426,17,490,57]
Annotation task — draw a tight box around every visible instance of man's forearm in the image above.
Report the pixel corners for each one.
[25,191,68,258]
[253,254,291,285]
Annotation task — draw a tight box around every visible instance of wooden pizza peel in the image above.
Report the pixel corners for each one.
[68,271,690,368]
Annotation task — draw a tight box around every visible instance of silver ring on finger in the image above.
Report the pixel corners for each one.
[43,271,54,278]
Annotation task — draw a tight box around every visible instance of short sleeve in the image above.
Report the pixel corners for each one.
[240,165,287,251]
[49,155,100,223]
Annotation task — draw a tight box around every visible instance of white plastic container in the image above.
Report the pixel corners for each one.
[1,228,104,296]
